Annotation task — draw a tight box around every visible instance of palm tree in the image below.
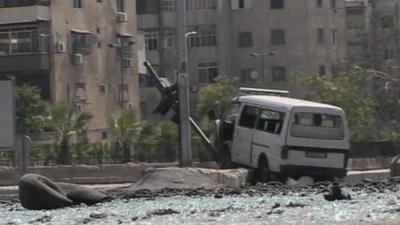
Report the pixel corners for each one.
[48,105,93,165]
[107,109,142,162]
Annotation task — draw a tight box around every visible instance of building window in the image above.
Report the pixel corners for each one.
[99,85,106,94]
[74,83,87,103]
[161,0,174,12]
[186,0,216,11]
[231,0,252,9]
[381,15,395,29]
[330,0,336,9]
[316,0,322,7]
[198,62,219,84]
[319,65,326,76]
[117,0,125,12]
[384,48,395,60]
[0,0,50,7]
[101,131,108,139]
[71,31,93,54]
[145,32,158,51]
[272,67,286,81]
[270,29,285,45]
[139,74,156,87]
[346,7,366,29]
[73,0,83,8]
[188,26,217,47]
[270,0,284,9]
[0,27,49,55]
[331,29,336,44]
[317,28,324,44]
[119,84,129,103]
[238,32,253,47]
[241,68,255,83]
[137,0,158,14]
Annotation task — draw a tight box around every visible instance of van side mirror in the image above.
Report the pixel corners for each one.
[207,110,217,121]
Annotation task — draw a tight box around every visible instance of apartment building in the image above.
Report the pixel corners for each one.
[137,0,347,109]
[0,0,139,141]
[345,0,400,71]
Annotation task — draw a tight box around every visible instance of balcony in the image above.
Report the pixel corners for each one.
[0,5,49,25]
[0,54,49,72]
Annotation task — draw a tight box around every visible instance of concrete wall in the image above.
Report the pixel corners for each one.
[0,162,218,186]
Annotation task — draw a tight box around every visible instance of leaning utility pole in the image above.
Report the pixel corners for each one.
[176,0,192,166]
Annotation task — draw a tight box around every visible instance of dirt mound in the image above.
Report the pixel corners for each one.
[123,167,221,191]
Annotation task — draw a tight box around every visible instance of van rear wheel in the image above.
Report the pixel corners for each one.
[254,156,270,183]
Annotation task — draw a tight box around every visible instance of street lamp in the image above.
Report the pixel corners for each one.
[249,51,276,81]
[108,40,135,109]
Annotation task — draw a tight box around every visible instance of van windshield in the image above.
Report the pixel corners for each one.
[290,112,345,140]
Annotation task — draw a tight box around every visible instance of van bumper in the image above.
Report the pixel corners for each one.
[280,165,347,178]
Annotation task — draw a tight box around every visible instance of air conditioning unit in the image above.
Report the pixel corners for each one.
[56,41,67,53]
[123,57,133,68]
[73,54,83,65]
[116,12,128,22]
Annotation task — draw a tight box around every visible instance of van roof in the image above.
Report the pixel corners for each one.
[237,95,343,111]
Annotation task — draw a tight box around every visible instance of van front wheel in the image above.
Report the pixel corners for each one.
[254,156,270,183]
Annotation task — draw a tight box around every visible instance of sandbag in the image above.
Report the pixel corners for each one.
[19,174,73,210]
[57,182,108,206]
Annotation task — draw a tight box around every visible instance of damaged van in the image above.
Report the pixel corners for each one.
[214,92,350,181]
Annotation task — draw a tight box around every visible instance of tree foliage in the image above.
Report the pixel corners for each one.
[107,109,142,162]
[48,104,93,164]
[302,68,376,141]
[15,84,48,133]
[197,75,238,120]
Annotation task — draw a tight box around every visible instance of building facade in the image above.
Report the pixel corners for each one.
[345,0,400,72]
[137,0,347,108]
[0,0,139,141]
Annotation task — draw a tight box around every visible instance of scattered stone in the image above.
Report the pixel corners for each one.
[298,176,315,186]
[209,211,220,217]
[286,202,306,208]
[90,213,108,219]
[323,183,351,201]
[29,215,52,224]
[363,178,373,183]
[272,203,280,209]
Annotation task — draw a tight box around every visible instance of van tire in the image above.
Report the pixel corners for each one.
[254,155,270,183]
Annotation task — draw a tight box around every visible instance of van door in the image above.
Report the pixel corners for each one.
[231,105,259,166]
[251,108,286,172]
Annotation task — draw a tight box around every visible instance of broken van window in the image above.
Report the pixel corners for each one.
[291,112,344,140]
[256,109,285,134]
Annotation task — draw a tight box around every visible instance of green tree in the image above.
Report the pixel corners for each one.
[302,68,376,141]
[197,75,238,120]
[15,84,48,133]
[107,109,142,162]
[159,121,178,162]
[48,105,93,164]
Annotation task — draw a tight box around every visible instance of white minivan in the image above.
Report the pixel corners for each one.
[216,94,350,181]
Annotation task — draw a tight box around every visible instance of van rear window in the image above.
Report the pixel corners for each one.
[291,112,344,140]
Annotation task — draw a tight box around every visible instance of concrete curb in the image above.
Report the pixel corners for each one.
[188,167,249,188]
[342,169,391,183]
